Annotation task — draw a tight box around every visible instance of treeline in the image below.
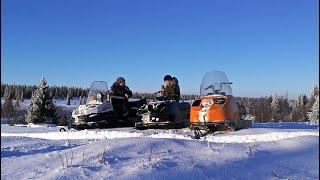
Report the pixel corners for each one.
[235,86,319,123]
[0,81,200,125]
[1,82,319,124]
[1,83,198,101]
[1,83,88,100]
[131,92,199,100]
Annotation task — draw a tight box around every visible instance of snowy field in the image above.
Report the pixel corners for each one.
[1,123,319,180]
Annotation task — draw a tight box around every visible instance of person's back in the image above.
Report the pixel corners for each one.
[163,82,176,100]
[160,75,180,101]
[172,77,180,102]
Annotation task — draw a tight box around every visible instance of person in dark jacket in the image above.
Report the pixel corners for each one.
[110,77,133,118]
[172,77,180,101]
[159,75,180,101]
[110,77,132,99]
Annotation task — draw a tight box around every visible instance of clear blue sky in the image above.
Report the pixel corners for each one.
[1,0,319,98]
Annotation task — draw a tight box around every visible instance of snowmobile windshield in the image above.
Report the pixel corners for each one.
[200,71,233,96]
[87,81,109,104]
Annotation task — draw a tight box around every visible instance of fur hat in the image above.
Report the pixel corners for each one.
[163,75,172,81]
[117,77,125,84]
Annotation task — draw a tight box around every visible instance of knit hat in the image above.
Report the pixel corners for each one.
[164,75,173,81]
[117,77,125,84]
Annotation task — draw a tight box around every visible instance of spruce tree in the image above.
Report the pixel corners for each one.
[291,94,307,121]
[306,85,319,111]
[308,96,319,124]
[284,89,288,100]
[1,87,15,124]
[26,78,56,124]
[66,89,71,105]
[78,96,83,105]
[20,90,24,102]
[281,90,291,121]
[271,92,280,122]
[14,99,20,109]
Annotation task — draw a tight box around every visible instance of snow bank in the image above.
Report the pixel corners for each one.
[1,130,143,140]
[2,127,318,144]
[205,131,319,143]
[26,123,57,128]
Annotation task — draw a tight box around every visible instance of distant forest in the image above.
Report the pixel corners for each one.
[1,82,319,123]
[0,83,198,100]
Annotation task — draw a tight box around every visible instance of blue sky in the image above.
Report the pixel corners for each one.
[1,0,319,98]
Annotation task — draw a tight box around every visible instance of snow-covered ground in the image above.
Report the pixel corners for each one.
[1,123,319,180]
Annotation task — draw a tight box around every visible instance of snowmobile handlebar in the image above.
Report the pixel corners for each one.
[154,91,163,94]
[205,82,233,91]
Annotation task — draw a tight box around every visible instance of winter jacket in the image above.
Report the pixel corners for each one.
[163,81,180,101]
[110,82,132,99]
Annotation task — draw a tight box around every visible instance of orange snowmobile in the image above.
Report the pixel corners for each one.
[190,71,252,139]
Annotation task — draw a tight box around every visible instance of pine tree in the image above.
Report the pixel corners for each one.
[308,96,319,125]
[311,85,319,98]
[14,88,18,100]
[20,90,24,102]
[280,90,291,121]
[271,92,280,122]
[78,96,82,105]
[76,89,80,98]
[306,85,319,111]
[26,78,56,124]
[291,94,307,121]
[14,99,20,109]
[66,89,71,105]
[1,87,15,124]
[284,89,288,100]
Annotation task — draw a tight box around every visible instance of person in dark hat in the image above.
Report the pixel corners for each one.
[110,77,133,118]
[110,77,132,99]
[160,75,180,101]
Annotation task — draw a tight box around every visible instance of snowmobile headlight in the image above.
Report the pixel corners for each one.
[214,98,226,105]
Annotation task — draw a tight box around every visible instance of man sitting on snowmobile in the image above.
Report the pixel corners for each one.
[110,77,132,99]
[110,77,133,118]
[159,75,180,102]
[110,77,146,120]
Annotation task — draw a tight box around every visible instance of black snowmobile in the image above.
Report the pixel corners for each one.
[135,91,190,129]
[61,81,146,131]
